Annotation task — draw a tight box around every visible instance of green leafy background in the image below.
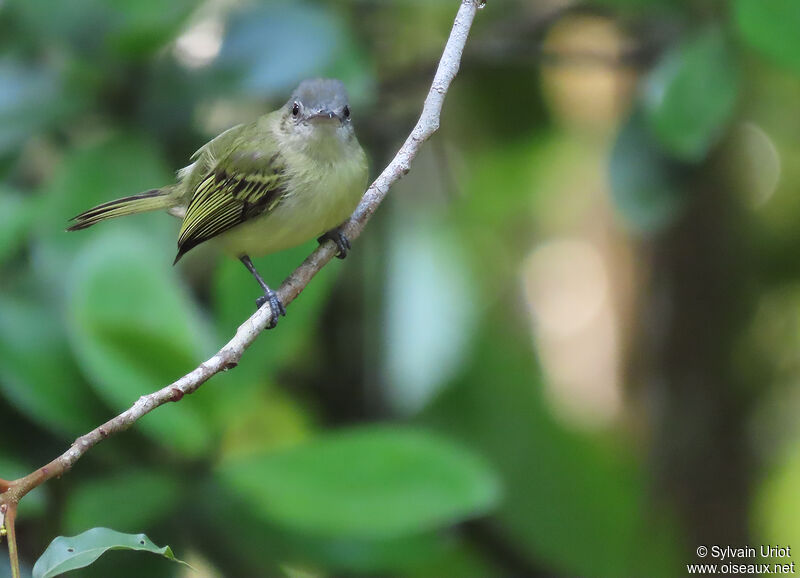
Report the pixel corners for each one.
[1,0,800,576]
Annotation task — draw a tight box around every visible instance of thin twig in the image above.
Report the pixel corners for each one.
[0,0,484,571]
[3,505,18,578]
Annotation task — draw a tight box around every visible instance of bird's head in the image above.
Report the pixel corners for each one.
[281,78,356,155]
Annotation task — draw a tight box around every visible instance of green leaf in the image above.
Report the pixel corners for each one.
[642,28,739,161]
[32,528,187,578]
[34,134,175,292]
[105,0,197,57]
[8,0,105,50]
[11,0,195,58]
[0,189,33,265]
[203,482,498,577]
[734,0,800,74]
[63,470,182,534]
[66,228,215,456]
[217,425,500,539]
[610,112,687,233]
[0,295,104,435]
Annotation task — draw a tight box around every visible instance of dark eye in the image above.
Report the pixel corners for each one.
[291,102,300,117]
[343,105,350,119]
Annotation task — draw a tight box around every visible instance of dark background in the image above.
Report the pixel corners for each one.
[1,0,799,576]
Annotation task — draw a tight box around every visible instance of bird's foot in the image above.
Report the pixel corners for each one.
[318,228,351,259]
[255,289,286,329]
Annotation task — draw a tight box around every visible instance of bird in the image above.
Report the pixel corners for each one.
[68,78,369,328]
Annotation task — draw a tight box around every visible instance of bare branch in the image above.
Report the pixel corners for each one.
[0,0,484,557]
[2,505,19,578]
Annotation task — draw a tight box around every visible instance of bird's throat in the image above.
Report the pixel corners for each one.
[305,128,351,163]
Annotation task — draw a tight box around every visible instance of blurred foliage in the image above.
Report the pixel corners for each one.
[642,27,739,162]
[733,0,800,74]
[1,0,800,576]
[217,426,499,539]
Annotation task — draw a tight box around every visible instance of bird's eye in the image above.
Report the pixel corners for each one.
[291,102,300,117]
[343,105,351,119]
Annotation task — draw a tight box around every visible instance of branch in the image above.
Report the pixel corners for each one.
[0,0,484,571]
[3,506,19,578]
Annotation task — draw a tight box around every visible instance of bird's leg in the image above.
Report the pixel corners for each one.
[239,255,286,328]
[317,227,351,260]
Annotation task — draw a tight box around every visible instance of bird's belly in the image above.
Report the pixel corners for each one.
[215,171,363,258]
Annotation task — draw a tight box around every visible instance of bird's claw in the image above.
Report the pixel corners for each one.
[256,289,286,329]
[318,229,351,259]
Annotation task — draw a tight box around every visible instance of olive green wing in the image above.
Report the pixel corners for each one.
[175,124,249,202]
[174,149,287,262]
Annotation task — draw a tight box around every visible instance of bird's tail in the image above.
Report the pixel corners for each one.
[67,188,175,231]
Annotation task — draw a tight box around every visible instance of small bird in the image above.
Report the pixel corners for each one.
[68,78,368,328]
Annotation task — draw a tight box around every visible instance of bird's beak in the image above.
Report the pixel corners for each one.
[308,109,340,123]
